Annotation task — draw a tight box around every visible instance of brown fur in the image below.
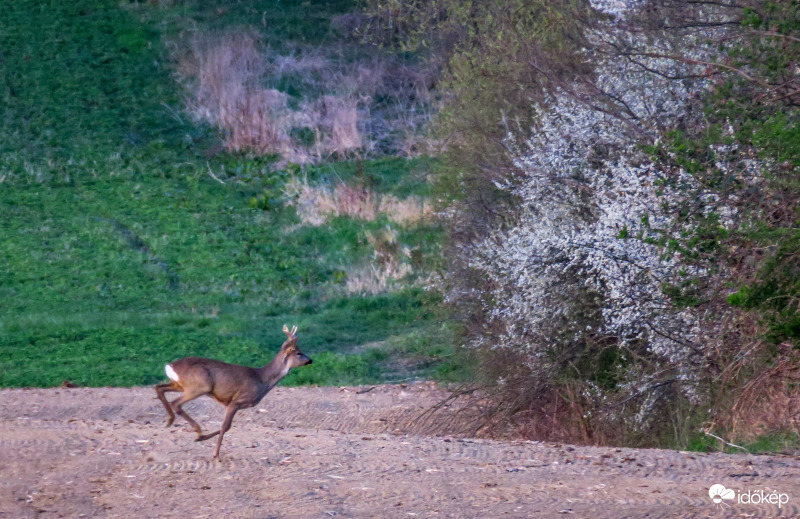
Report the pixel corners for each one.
[154,325,312,460]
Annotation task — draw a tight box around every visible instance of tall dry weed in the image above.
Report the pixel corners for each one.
[345,260,413,294]
[176,30,439,163]
[305,95,364,158]
[345,227,414,294]
[284,177,429,225]
[378,194,430,224]
[180,33,301,157]
[726,346,800,441]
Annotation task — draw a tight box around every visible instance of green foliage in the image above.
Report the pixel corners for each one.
[0,0,358,183]
[661,1,800,347]
[434,0,594,210]
[685,431,800,455]
[685,433,725,453]
[0,162,452,386]
[742,432,800,455]
[363,0,594,205]
[167,0,354,50]
[728,234,800,344]
[303,157,437,197]
[282,349,388,386]
[0,0,203,181]
[381,322,473,382]
[0,0,458,388]
[562,340,629,392]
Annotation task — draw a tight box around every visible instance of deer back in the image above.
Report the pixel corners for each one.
[169,357,265,405]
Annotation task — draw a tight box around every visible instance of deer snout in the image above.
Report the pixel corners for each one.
[300,353,312,366]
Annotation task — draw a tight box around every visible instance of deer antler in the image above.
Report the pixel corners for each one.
[282,324,298,339]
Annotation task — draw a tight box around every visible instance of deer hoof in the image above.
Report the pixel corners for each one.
[165,417,174,427]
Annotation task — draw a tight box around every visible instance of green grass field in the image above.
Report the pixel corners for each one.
[0,0,464,388]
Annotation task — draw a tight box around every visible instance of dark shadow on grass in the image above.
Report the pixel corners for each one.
[96,216,180,290]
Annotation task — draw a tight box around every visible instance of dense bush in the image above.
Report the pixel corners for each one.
[364,0,800,447]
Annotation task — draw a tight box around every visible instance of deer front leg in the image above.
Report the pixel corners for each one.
[208,404,239,461]
[195,404,239,442]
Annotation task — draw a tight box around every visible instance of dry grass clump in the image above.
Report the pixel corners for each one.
[302,95,364,157]
[284,177,375,225]
[224,88,295,156]
[179,33,303,159]
[284,176,430,225]
[726,346,800,442]
[282,177,427,295]
[378,194,430,225]
[345,260,413,294]
[345,227,414,295]
[176,30,439,163]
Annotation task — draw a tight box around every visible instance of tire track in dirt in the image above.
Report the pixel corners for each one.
[2,384,800,518]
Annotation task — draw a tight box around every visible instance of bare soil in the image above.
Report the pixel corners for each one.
[1,383,799,518]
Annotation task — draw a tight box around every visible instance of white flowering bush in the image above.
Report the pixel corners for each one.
[457,0,744,438]
[363,0,800,444]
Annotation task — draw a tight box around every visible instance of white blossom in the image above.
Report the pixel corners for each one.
[589,0,644,18]
[463,10,735,419]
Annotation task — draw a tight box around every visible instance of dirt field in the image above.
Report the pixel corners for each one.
[1,383,799,518]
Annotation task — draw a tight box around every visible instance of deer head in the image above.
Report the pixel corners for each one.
[281,324,312,368]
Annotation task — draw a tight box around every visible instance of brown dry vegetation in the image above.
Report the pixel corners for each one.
[284,176,430,226]
[179,33,297,157]
[176,31,439,163]
[282,177,430,294]
[345,227,415,295]
[727,349,800,442]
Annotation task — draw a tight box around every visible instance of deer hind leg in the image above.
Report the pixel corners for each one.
[154,382,179,426]
[169,390,208,438]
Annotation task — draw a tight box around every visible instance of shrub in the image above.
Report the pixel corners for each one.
[369,0,800,447]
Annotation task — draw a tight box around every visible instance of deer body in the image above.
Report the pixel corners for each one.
[154,325,311,460]
[165,357,287,408]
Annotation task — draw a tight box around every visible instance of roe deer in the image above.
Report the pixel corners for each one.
[154,324,312,460]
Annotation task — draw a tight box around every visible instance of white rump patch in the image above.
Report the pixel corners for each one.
[165,364,180,383]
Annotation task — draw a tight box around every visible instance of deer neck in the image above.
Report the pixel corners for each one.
[257,354,291,388]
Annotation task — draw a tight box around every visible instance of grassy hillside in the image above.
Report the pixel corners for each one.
[0,0,462,387]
